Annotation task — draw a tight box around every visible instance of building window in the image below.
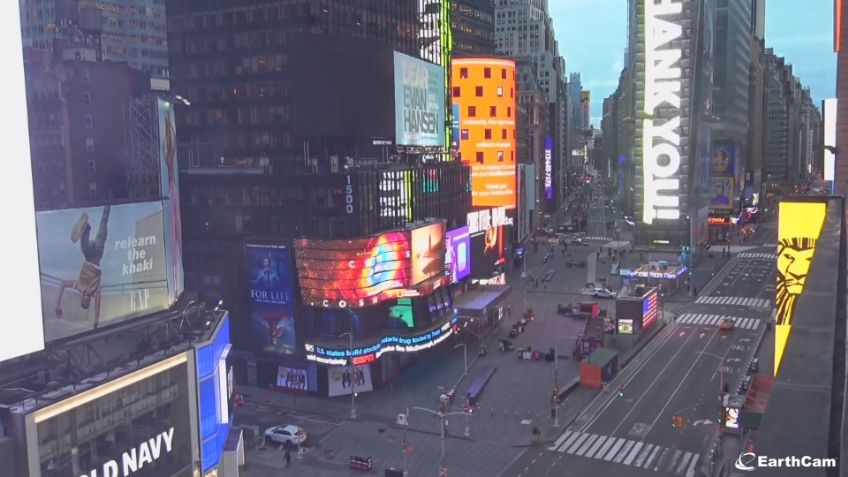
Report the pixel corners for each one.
[501,68,507,79]
[87,160,95,173]
[85,137,94,152]
[84,115,93,128]
[475,86,483,97]
[497,86,503,97]
[460,68,468,79]
[468,106,476,117]
[484,67,491,78]
[82,92,92,105]
[507,106,512,117]
[476,151,484,163]
[88,182,97,197]
[485,129,492,139]
[452,86,460,97]
[490,106,497,117]
[461,129,469,140]
[498,151,504,162]
[502,129,507,139]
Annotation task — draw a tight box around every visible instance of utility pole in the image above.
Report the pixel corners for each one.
[411,406,472,473]
[339,331,357,419]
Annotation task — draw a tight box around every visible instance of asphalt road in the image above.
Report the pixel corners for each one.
[502,229,777,477]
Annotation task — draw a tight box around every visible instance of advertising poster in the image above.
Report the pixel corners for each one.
[642,289,659,329]
[277,366,308,391]
[158,98,185,303]
[410,222,446,285]
[774,200,826,376]
[544,137,554,200]
[470,226,504,279]
[451,103,461,150]
[37,201,171,342]
[393,51,446,147]
[246,243,296,355]
[709,177,733,210]
[388,298,415,328]
[445,226,471,283]
[328,364,374,397]
[294,233,412,308]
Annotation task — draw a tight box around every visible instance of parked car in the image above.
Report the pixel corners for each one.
[741,375,753,392]
[592,288,617,299]
[749,358,759,372]
[265,425,307,446]
[719,318,735,331]
[570,237,584,245]
[566,260,587,268]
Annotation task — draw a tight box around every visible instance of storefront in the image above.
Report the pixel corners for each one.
[621,263,686,295]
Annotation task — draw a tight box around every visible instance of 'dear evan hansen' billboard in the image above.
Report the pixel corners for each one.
[393,52,445,147]
[37,201,173,341]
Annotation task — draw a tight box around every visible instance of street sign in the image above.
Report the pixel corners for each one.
[397,413,408,426]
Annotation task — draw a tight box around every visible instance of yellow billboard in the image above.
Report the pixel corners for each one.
[774,201,827,376]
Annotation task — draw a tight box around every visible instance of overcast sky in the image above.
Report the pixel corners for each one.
[550,1,836,128]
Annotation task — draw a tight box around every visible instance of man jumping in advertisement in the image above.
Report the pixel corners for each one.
[54,205,111,329]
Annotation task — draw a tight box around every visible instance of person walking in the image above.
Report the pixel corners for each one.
[284,449,292,468]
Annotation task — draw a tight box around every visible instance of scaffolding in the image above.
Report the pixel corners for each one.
[126,96,161,201]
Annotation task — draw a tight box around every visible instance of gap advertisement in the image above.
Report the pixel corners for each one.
[158,98,185,304]
[394,51,445,147]
[37,201,171,342]
[246,243,296,354]
[445,226,471,283]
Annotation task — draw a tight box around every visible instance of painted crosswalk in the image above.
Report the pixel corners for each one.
[547,430,700,476]
[676,313,761,330]
[694,295,770,308]
[737,252,775,259]
[584,236,613,241]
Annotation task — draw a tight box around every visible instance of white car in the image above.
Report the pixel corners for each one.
[592,288,617,299]
[265,425,307,446]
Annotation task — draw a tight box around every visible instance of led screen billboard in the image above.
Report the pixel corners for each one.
[0,0,44,361]
[470,226,505,279]
[410,221,446,285]
[544,137,554,200]
[774,200,826,376]
[709,145,736,210]
[388,298,415,328]
[451,58,517,208]
[37,201,172,341]
[277,366,308,391]
[394,52,446,147]
[328,364,374,397]
[445,226,471,283]
[158,98,185,303]
[246,243,296,355]
[642,288,659,329]
[295,232,412,308]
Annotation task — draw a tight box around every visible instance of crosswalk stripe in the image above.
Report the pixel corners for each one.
[693,314,706,324]
[654,448,673,471]
[745,298,755,306]
[633,443,654,468]
[706,315,720,325]
[623,442,644,466]
[565,433,589,454]
[575,434,600,456]
[677,451,694,475]
[643,445,662,469]
[695,297,704,304]
[667,449,683,474]
[613,440,635,463]
[686,454,700,477]
[603,438,626,461]
[549,430,573,451]
[731,297,740,305]
[745,318,757,329]
[555,430,580,452]
[738,318,751,329]
[585,435,610,459]
[706,296,717,304]
[593,435,616,459]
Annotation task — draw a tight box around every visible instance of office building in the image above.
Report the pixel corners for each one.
[452,0,496,55]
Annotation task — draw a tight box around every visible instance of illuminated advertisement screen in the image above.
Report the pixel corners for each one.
[709,145,736,210]
[328,364,374,397]
[445,226,471,283]
[246,243,296,354]
[470,226,505,279]
[295,232,412,308]
[394,51,446,147]
[37,201,173,342]
[277,366,308,391]
[618,319,634,335]
[642,288,659,329]
[775,200,826,376]
[388,298,415,328]
[451,58,517,208]
[544,136,554,200]
[158,98,185,303]
[725,407,740,429]
[379,169,414,220]
[824,98,837,182]
[411,222,446,285]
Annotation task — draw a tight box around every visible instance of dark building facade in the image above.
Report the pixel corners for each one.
[451,0,495,55]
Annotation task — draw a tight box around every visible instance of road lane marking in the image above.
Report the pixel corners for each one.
[548,430,573,451]
[686,454,700,477]
[585,435,609,458]
[633,443,654,467]
[564,433,589,454]
[555,431,581,453]
[643,445,662,468]
[677,451,694,475]
[603,438,625,461]
[574,434,599,456]
[623,442,644,466]
[666,450,683,474]
[613,440,635,463]
[654,448,673,471]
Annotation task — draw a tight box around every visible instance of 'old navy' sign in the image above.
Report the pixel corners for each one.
[79,427,175,477]
[643,0,683,224]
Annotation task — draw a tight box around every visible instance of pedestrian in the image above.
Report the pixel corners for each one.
[693,287,698,296]
[284,449,291,468]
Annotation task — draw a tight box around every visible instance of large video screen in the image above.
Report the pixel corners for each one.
[246,243,296,355]
[445,226,471,283]
[294,232,412,308]
[158,98,185,303]
[394,52,446,147]
[37,201,172,342]
[410,222,446,285]
[470,226,505,279]
[642,288,659,329]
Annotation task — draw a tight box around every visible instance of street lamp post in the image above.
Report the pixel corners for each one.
[339,331,357,420]
[553,336,575,427]
[454,343,468,378]
[410,406,471,472]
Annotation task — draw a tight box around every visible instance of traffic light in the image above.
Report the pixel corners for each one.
[672,416,684,428]
[551,389,559,403]
[717,409,725,425]
[617,387,624,398]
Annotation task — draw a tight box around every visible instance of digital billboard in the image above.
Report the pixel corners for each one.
[328,364,374,397]
[544,137,554,200]
[710,177,733,209]
[709,145,736,210]
[158,98,185,303]
[642,288,659,329]
[823,98,837,183]
[411,221,446,285]
[37,201,172,342]
[388,298,415,328]
[445,226,471,283]
[277,365,308,391]
[0,0,45,361]
[774,200,826,376]
[471,226,505,279]
[246,243,296,354]
[451,58,517,208]
[295,232,412,308]
[196,316,232,473]
[394,51,446,147]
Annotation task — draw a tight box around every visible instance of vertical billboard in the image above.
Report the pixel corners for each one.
[544,137,554,200]
[774,200,826,376]
[328,364,374,397]
[823,98,837,186]
[410,221,446,285]
[709,145,736,210]
[246,243,296,354]
[451,58,517,208]
[445,226,471,283]
[0,0,45,360]
[637,0,693,243]
[394,51,446,147]
[158,98,185,303]
[470,226,505,279]
[38,201,172,341]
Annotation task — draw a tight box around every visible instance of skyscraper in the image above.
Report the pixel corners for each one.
[452,0,496,55]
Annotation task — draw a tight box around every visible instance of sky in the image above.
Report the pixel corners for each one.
[550,1,837,129]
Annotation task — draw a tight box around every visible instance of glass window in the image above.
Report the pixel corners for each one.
[484,67,491,78]
[468,105,476,117]
[475,86,483,97]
